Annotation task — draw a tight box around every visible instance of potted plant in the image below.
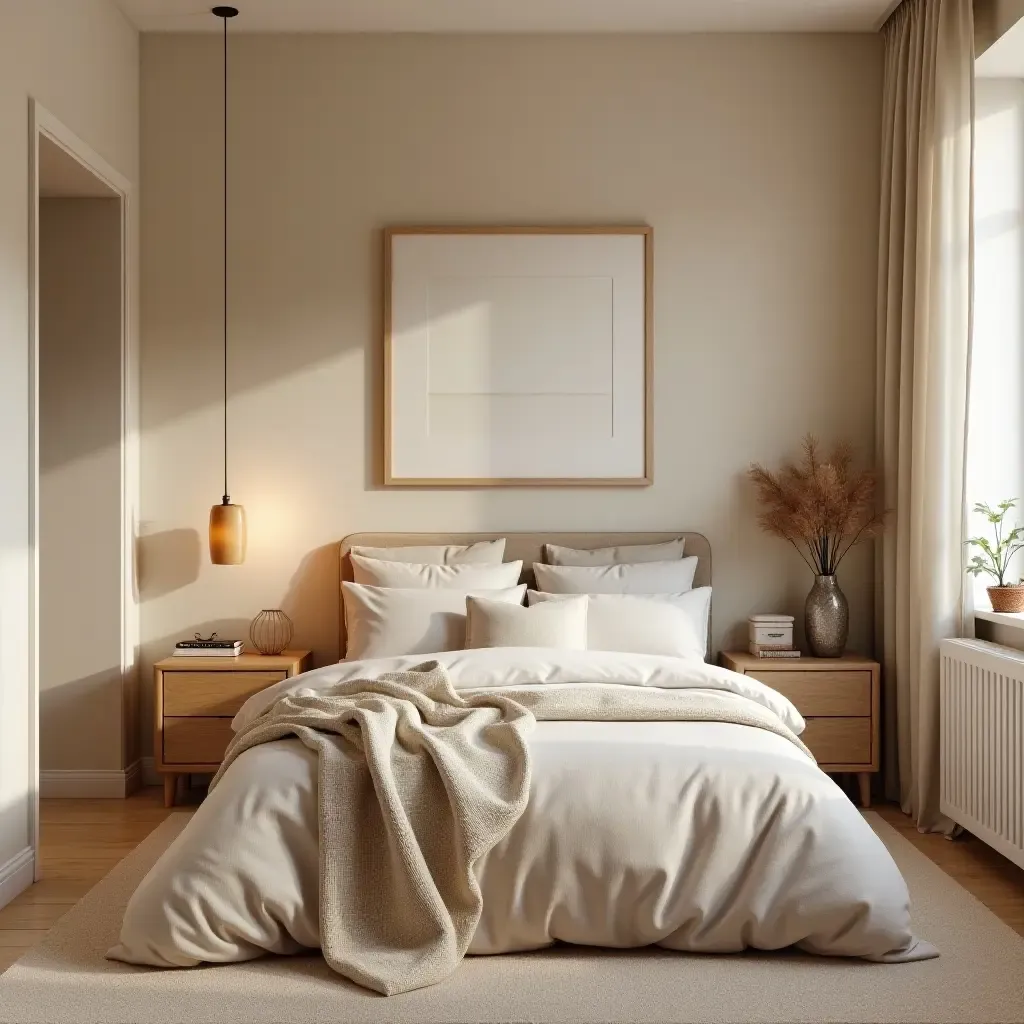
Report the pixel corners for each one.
[749,436,888,657]
[967,500,1024,613]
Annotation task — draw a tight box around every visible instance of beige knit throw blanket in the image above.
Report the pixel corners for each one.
[210,663,810,996]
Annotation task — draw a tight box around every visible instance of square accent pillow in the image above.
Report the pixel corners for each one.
[532,557,697,595]
[465,594,588,651]
[351,554,523,590]
[543,538,685,566]
[343,583,527,660]
[348,539,505,565]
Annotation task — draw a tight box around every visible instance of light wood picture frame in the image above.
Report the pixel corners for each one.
[383,225,653,487]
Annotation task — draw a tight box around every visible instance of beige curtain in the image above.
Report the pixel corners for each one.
[877,0,974,830]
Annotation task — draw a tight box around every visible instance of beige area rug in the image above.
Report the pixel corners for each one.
[0,812,1022,1024]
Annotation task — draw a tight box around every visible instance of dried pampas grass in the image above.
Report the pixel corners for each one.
[749,435,888,576]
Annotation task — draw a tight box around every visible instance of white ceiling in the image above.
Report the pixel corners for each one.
[116,1,899,34]
[38,137,118,199]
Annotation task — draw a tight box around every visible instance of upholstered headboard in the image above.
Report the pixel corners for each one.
[339,531,712,659]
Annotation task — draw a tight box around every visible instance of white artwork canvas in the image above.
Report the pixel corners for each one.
[384,227,652,486]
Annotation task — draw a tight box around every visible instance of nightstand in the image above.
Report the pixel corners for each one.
[719,652,880,806]
[154,649,311,807]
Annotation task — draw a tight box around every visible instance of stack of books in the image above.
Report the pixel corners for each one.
[173,639,243,658]
[749,643,801,659]
[748,614,800,659]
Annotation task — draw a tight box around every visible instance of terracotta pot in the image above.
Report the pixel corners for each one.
[987,585,1024,613]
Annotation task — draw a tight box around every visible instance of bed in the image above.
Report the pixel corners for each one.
[110,532,935,994]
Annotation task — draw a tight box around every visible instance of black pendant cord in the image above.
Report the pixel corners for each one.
[213,5,237,508]
[222,9,229,505]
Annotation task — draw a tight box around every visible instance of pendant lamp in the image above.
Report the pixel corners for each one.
[209,5,246,565]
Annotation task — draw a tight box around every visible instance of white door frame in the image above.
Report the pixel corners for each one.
[27,101,138,876]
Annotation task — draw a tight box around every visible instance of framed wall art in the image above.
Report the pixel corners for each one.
[383,225,652,487]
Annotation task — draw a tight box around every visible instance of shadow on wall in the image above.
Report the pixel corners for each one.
[40,667,123,772]
[280,543,343,665]
[136,528,202,599]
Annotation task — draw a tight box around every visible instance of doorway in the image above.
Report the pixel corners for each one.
[28,105,137,880]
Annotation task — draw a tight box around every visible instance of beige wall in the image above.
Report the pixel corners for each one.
[0,1,137,872]
[139,32,883,756]
[976,0,1024,53]
[39,198,125,773]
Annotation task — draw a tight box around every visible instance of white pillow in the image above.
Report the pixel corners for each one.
[543,538,685,566]
[348,539,505,565]
[351,554,523,590]
[466,595,588,651]
[343,583,526,660]
[532,557,698,595]
[529,588,712,660]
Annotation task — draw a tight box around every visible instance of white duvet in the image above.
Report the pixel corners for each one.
[111,648,935,972]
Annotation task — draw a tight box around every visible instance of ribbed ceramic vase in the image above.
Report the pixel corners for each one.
[249,609,294,656]
[805,575,848,658]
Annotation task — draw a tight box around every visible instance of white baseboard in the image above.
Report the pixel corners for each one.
[39,759,145,798]
[0,847,34,910]
[40,758,189,796]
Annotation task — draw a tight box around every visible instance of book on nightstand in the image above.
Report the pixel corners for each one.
[748,643,801,659]
[173,639,243,658]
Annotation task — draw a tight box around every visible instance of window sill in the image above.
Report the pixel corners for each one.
[974,608,1024,632]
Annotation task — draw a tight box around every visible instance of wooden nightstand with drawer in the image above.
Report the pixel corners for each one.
[719,652,880,806]
[154,650,311,807]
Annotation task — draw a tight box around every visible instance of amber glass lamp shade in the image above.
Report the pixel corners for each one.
[209,498,246,565]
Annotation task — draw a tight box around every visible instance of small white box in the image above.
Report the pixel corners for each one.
[748,615,795,648]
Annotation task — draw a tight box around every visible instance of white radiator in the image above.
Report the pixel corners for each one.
[940,638,1024,870]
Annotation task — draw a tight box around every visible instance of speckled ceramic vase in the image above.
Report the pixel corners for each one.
[805,575,848,658]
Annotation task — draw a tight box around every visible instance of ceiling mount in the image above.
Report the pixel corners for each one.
[211,6,238,17]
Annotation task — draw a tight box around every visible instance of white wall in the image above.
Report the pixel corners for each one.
[0,1,137,878]
[39,197,126,773]
[139,31,883,758]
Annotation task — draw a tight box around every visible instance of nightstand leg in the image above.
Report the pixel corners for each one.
[163,773,177,808]
[857,773,872,808]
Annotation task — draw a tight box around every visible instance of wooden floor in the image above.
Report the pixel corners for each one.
[0,788,175,973]
[874,804,1024,935]
[0,792,1022,975]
